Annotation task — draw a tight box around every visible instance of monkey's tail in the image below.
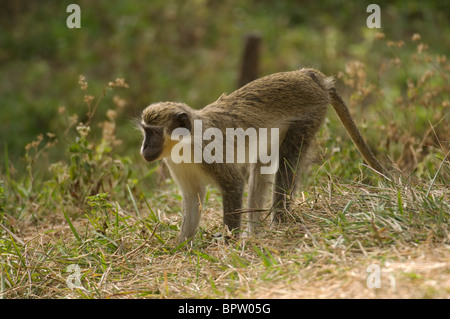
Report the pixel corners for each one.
[328,87,386,175]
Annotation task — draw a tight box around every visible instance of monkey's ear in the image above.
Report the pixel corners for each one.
[173,112,192,131]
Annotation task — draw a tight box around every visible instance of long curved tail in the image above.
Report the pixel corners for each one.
[328,87,386,175]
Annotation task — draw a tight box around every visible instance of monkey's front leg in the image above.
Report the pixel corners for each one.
[222,186,244,236]
[179,186,205,242]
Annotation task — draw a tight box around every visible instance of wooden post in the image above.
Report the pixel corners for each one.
[238,33,262,88]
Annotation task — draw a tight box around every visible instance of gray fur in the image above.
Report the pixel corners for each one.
[139,68,385,242]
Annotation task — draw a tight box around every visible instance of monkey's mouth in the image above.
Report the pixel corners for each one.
[141,149,162,163]
[142,154,159,162]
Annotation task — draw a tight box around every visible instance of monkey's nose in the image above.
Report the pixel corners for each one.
[141,145,161,162]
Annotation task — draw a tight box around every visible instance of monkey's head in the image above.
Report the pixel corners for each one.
[138,102,193,162]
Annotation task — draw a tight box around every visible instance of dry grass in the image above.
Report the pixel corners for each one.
[1,175,448,299]
[247,245,450,299]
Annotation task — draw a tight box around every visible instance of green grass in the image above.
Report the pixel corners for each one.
[1,135,448,298]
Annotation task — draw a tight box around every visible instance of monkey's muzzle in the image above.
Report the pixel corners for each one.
[141,144,162,163]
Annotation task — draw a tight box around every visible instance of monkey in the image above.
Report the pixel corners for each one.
[139,68,386,243]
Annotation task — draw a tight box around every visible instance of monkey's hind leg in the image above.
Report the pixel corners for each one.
[246,164,272,235]
[271,121,314,225]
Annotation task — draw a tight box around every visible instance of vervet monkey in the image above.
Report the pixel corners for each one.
[139,68,386,242]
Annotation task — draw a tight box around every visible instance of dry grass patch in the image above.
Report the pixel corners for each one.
[1,175,448,299]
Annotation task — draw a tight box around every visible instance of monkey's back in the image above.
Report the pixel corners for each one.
[201,69,332,129]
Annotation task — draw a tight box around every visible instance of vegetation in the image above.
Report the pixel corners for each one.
[0,1,448,299]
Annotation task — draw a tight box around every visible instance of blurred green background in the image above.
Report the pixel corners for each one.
[1,0,449,175]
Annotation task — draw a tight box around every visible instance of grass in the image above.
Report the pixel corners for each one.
[0,138,448,298]
[0,1,449,299]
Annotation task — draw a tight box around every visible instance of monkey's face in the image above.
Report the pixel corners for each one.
[140,125,165,162]
[139,103,192,163]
